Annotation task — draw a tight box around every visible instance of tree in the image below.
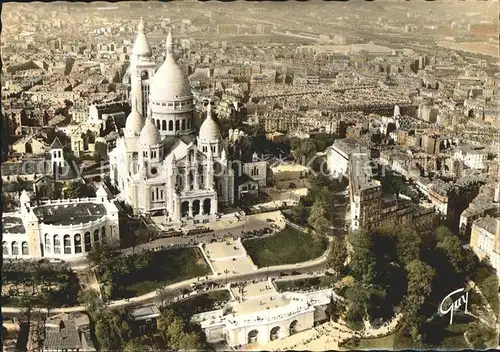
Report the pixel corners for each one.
[396,226,421,265]
[180,332,204,350]
[164,317,185,349]
[291,200,308,225]
[308,198,329,236]
[94,310,130,351]
[292,139,317,163]
[2,193,17,212]
[345,283,369,324]
[435,226,453,243]
[466,322,496,349]
[436,235,466,275]
[348,230,377,285]
[326,296,344,322]
[402,260,436,343]
[86,244,117,268]
[65,181,95,199]
[78,289,104,319]
[327,238,347,275]
[124,339,144,352]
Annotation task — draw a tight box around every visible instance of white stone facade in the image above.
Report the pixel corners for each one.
[109,23,234,222]
[2,190,120,260]
[192,289,337,348]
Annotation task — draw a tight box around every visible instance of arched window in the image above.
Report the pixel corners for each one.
[156,119,161,130]
[175,120,180,131]
[162,120,167,131]
[151,191,155,201]
[84,232,91,252]
[11,241,19,256]
[187,119,191,129]
[3,241,9,255]
[53,235,61,254]
[94,229,100,243]
[22,242,29,255]
[169,120,173,131]
[74,234,82,254]
[101,227,106,242]
[45,234,51,254]
[141,71,149,80]
[182,119,186,130]
[64,235,71,254]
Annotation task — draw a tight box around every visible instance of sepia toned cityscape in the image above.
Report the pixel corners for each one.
[0,1,499,351]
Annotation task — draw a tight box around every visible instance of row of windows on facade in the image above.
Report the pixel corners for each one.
[154,118,192,132]
[143,150,161,159]
[3,241,29,256]
[201,145,217,153]
[52,150,63,158]
[478,232,493,253]
[149,178,223,200]
[151,100,192,109]
[43,229,106,255]
[1,228,109,256]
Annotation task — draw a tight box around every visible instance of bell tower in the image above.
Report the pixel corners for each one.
[130,18,156,117]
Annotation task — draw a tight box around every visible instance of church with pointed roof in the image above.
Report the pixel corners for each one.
[109,21,235,222]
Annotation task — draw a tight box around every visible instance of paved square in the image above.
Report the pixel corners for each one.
[204,239,246,260]
[212,258,256,276]
[202,238,256,275]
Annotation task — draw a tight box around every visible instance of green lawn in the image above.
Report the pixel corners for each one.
[243,226,327,267]
[472,264,499,314]
[275,275,336,292]
[110,248,211,299]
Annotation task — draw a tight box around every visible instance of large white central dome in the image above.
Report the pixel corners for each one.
[149,29,192,102]
[150,55,192,101]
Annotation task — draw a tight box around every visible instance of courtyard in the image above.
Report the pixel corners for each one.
[202,238,256,276]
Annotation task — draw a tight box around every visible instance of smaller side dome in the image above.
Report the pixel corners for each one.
[140,117,162,146]
[199,102,221,142]
[125,103,144,136]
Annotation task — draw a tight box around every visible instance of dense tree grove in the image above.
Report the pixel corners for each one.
[65,180,96,199]
[79,289,132,351]
[343,224,481,345]
[288,173,346,233]
[157,308,210,350]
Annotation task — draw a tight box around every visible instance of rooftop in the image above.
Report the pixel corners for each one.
[473,216,499,236]
[128,305,161,321]
[330,137,368,157]
[228,281,292,316]
[231,295,290,316]
[33,202,107,225]
[350,153,380,194]
[44,330,82,351]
